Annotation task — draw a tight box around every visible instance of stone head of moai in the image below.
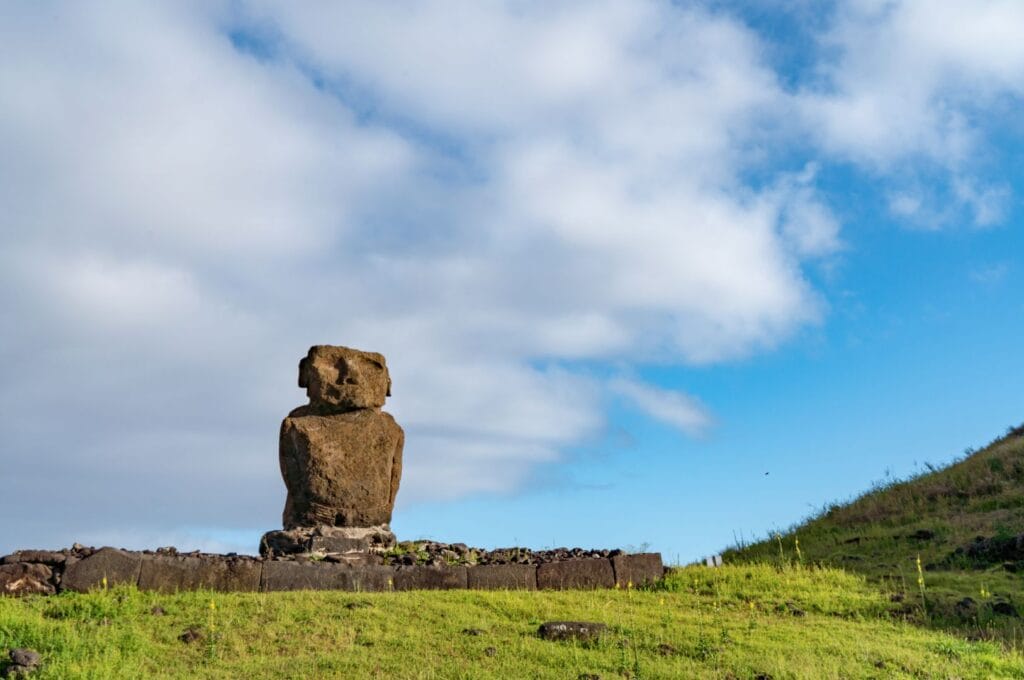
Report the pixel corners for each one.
[298,345,392,411]
[279,345,404,531]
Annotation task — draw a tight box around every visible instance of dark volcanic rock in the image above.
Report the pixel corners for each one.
[968,534,1024,562]
[178,627,204,644]
[323,553,383,566]
[0,564,54,596]
[393,565,468,591]
[949,533,1024,569]
[1,551,66,566]
[467,564,537,590]
[955,597,977,618]
[3,648,42,678]
[260,525,396,558]
[280,406,404,529]
[61,548,141,592]
[261,562,395,592]
[611,553,663,588]
[537,559,615,590]
[538,621,607,643]
[377,542,629,569]
[8,650,40,669]
[138,555,261,593]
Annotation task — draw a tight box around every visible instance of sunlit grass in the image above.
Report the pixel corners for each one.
[725,429,1024,648]
[2,564,1022,678]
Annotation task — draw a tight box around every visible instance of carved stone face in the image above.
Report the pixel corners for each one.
[298,345,391,411]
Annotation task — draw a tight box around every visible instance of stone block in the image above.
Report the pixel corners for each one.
[611,553,664,587]
[536,558,615,590]
[392,565,467,591]
[299,345,391,411]
[61,548,141,592]
[1,550,66,566]
[260,525,396,558]
[259,530,306,557]
[138,555,261,593]
[280,407,404,528]
[309,535,372,554]
[0,563,55,596]
[261,561,395,592]
[467,564,537,590]
[323,553,382,566]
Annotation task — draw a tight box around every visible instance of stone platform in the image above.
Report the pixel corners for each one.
[1,546,664,595]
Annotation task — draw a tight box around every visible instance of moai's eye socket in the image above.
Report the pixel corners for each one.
[334,357,359,386]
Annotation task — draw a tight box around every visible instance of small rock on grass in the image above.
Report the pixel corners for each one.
[483,647,496,657]
[538,621,606,643]
[656,643,678,656]
[7,652,39,670]
[150,606,166,616]
[2,649,41,678]
[461,628,484,636]
[178,627,205,644]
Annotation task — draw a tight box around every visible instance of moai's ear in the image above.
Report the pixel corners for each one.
[298,356,310,389]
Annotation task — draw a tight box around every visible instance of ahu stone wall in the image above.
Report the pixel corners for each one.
[1,547,664,596]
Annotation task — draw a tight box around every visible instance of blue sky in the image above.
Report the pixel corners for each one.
[1,1,1022,561]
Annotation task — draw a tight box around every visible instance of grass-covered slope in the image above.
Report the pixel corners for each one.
[724,424,1024,645]
[2,565,1021,679]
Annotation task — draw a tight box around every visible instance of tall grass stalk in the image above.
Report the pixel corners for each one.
[916,554,929,623]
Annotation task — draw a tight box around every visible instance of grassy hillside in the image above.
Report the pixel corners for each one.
[2,565,1022,678]
[724,424,1024,646]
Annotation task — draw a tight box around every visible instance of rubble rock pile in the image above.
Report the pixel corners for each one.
[377,542,630,568]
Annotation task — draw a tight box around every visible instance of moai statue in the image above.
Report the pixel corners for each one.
[261,346,404,557]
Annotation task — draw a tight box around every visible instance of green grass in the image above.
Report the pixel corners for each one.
[2,565,1022,678]
[724,426,1024,647]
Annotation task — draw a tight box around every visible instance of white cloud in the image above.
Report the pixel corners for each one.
[797,0,1024,226]
[610,378,713,437]
[969,262,1010,287]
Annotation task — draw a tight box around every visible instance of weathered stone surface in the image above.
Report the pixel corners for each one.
[280,407,404,529]
[1,551,66,566]
[260,525,396,558]
[393,565,468,591]
[61,548,141,592]
[467,564,537,590]
[138,555,261,593]
[323,553,383,566]
[8,650,40,669]
[309,535,374,554]
[259,530,306,557]
[0,564,54,596]
[4,648,42,677]
[299,345,391,412]
[611,553,664,588]
[261,561,395,592]
[537,559,615,590]
[178,627,204,644]
[537,621,607,642]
